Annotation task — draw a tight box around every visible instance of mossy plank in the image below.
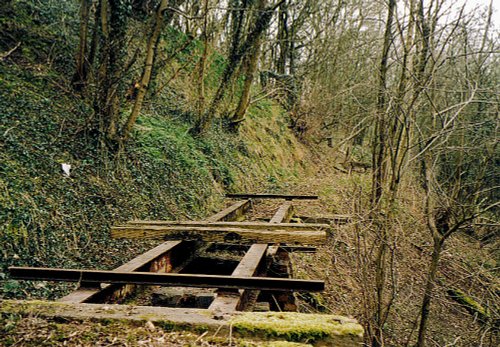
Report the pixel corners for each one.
[1,301,362,346]
[230,312,363,346]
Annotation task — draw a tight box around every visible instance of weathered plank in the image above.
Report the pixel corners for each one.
[9,267,325,292]
[111,226,326,245]
[2,300,364,346]
[123,220,330,231]
[226,193,318,200]
[270,201,295,224]
[205,199,251,222]
[210,244,268,314]
[58,241,194,303]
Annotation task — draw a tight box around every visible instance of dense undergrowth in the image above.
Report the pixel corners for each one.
[0,1,309,299]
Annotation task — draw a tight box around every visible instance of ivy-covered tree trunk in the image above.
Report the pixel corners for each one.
[72,0,93,91]
[191,0,277,135]
[230,38,261,129]
[95,0,130,143]
[121,0,169,141]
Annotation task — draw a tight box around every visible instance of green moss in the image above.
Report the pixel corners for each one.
[447,288,490,322]
[1,299,66,316]
[231,312,363,343]
[266,342,313,347]
[155,320,177,331]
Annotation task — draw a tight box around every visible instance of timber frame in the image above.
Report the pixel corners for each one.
[7,192,364,345]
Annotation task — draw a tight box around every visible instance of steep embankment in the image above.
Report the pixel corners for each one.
[0,64,311,297]
[0,1,310,300]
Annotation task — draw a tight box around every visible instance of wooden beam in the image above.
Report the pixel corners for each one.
[9,267,324,292]
[209,244,268,314]
[1,300,365,346]
[205,199,251,222]
[269,201,295,224]
[58,241,195,303]
[111,226,326,245]
[226,194,318,200]
[123,220,330,231]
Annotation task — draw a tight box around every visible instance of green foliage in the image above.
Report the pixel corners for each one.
[0,0,78,73]
[0,0,308,301]
[0,64,299,299]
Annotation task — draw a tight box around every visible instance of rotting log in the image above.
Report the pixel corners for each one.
[122,221,330,231]
[210,244,268,314]
[111,226,326,245]
[58,241,196,303]
[269,201,295,224]
[226,193,318,200]
[205,199,251,222]
[9,267,325,292]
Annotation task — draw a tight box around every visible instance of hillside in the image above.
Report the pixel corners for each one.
[1,1,499,346]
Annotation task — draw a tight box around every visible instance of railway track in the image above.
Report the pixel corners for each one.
[7,193,363,345]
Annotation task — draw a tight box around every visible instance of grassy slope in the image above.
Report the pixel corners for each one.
[0,1,309,299]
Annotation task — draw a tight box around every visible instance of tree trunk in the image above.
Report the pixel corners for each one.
[230,41,261,128]
[370,2,396,346]
[121,0,169,141]
[191,0,275,135]
[416,238,443,347]
[276,1,288,74]
[371,0,396,207]
[230,0,265,130]
[72,0,93,91]
[103,0,129,140]
[196,0,210,117]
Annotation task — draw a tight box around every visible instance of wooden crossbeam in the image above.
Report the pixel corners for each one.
[9,267,324,292]
[205,199,251,222]
[209,244,268,314]
[226,193,318,200]
[59,241,194,303]
[269,201,295,224]
[123,221,330,231]
[111,226,326,245]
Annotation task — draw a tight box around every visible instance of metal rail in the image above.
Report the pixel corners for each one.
[9,267,325,292]
[226,193,318,200]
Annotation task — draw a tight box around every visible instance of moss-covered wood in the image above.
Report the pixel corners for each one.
[231,312,363,346]
[1,300,363,346]
[447,288,490,323]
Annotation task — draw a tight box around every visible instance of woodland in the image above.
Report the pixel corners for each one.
[0,0,499,346]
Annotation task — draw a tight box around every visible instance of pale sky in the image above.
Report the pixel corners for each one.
[463,0,500,29]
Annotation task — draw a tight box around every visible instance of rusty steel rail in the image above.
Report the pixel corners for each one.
[226,193,318,200]
[9,267,325,292]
